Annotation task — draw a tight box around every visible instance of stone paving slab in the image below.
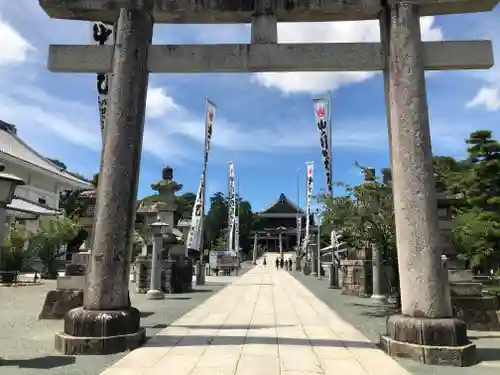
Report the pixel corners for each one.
[99,253,412,375]
[290,267,500,375]
[0,265,255,375]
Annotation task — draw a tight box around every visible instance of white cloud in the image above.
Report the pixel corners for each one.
[0,16,33,65]
[254,17,443,94]
[146,87,180,118]
[465,19,500,112]
[466,87,500,111]
[0,84,197,164]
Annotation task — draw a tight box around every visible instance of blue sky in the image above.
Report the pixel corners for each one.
[0,2,498,212]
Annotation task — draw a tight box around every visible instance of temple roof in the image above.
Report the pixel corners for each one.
[7,196,62,217]
[258,193,304,215]
[0,121,91,188]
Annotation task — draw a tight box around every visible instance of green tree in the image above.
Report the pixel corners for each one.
[27,216,78,279]
[174,192,197,225]
[451,130,500,271]
[433,156,469,194]
[204,192,229,249]
[59,189,85,218]
[319,164,399,305]
[236,199,255,253]
[47,158,67,170]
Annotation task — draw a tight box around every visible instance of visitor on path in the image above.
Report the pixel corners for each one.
[284,259,289,271]
[275,257,280,270]
[263,257,267,267]
[280,257,284,269]
[288,258,293,271]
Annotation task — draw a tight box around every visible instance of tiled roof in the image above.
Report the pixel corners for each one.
[7,197,61,216]
[258,193,304,214]
[0,120,91,188]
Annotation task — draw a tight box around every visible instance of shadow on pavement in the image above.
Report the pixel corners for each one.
[191,289,214,293]
[349,302,400,318]
[167,297,192,300]
[0,356,75,369]
[477,347,500,363]
[147,334,377,349]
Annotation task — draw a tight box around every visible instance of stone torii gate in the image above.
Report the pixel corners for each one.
[39,0,497,364]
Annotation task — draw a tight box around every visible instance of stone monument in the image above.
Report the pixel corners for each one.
[39,0,497,362]
[135,167,193,294]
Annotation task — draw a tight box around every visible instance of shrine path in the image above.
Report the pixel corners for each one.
[100,253,410,375]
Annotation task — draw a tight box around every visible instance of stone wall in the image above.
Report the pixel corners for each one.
[340,259,373,297]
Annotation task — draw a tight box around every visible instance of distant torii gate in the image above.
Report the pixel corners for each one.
[39,0,497,365]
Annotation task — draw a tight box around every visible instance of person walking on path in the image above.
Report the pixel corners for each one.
[263,257,267,267]
[288,258,293,271]
[275,257,280,270]
[284,259,289,271]
[280,257,284,269]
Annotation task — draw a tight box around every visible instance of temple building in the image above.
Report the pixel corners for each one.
[0,120,91,231]
[254,193,313,252]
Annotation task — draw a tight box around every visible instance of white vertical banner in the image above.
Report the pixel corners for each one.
[304,162,314,254]
[227,162,236,252]
[313,95,332,196]
[234,216,240,253]
[186,179,204,251]
[296,215,302,251]
[186,99,217,253]
[90,22,115,143]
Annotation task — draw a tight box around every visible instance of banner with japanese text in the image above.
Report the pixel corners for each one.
[91,22,115,144]
[227,162,236,252]
[304,162,314,253]
[313,95,332,196]
[234,216,240,253]
[296,215,302,253]
[186,99,217,252]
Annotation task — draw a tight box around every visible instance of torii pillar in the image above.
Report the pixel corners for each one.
[378,1,477,366]
[56,8,152,354]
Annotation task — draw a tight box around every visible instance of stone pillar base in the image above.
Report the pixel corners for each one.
[370,294,388,304]
[146,289,165,300]
[380,314,476,367]
[195,263,206,286]
[39,289,84,320]
[55,306,145,355]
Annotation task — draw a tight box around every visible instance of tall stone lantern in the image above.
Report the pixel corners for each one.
[150,166,181,230]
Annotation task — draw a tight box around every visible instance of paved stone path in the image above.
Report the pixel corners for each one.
[0,272,240,375]
[101,253,410,375]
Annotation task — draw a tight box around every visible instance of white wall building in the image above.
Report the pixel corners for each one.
[0,120,92,233]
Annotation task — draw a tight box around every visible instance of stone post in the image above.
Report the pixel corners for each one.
[146,231,164,300]
[195,261,203,285]
[54,8,152,355]
[252,232,258,265]
[379,1,474,366]
[370,246,387,303]
[317,231,321,280]
[328,263,335,289]
[310,241,318,277]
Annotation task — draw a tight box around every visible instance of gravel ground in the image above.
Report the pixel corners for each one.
[0,262,254,375]
[291,271,500,375]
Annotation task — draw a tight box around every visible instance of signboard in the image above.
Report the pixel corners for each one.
[209,251,238,268]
